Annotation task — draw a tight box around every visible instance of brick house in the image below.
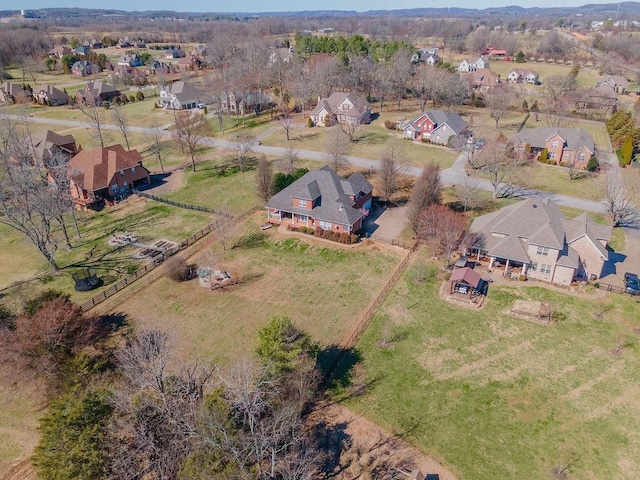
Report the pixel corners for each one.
[75,81,120,106]
[265,166,373,234]
[403,109,467,145]
[66,145,150,209]
[30,130,77,167]
[310,92,371,126]
[470,198,612,285]
[462,68,502,92]
[512,127,595,169]
[33,84,69,106]
[0,83,31,104]
[71,60,101,77]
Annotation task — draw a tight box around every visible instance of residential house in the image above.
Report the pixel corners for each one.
[48,46,72,59]
[594,75,628,94]
[470,198,612,284]
[463,68,502,92]
[411,49,439,65]
[269,46,294,64]
[33,84,69,106]
[158,81,205,110]
[310,92,372,126]
[134,40,147,49]
[73,45,91,56]
[66,144,150,209]
[575,86,617,116]
[222,90,272,115]
[507,68,539,84]
[164,46,185,59]
[117,53,143,67]
[177,55,202,72]
[89,40,104,49]
[112,65,148,84]
[117,38,132,49]
[75,81,120,106]
[265,165,373,234]
[0,83,31,104]
[458,57,490,73]
[71,60,101,77]
[512,127,595,169]
[403,109,467,145]
[483,46,508,58]
[29,130,77,167]
[148,61,176,75]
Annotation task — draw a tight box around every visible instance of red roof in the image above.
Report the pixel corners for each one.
[449,267,482,289]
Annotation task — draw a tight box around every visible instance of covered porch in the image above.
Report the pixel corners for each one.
[469,248,529,280]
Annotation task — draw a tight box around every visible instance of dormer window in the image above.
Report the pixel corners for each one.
[551,140,558,148]
[132,166,136,173]
[299,199,307,208]
[120,170,124,176]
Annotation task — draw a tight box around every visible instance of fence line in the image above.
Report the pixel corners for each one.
[342,241,420,349]
[369,234,412,250]
[80,205,261,314]
[594,281,626,295]
[133,189,232,217]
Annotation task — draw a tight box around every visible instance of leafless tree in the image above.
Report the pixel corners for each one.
[407,163,442,232]
[484,86,514,128]
[474,138,521,199]
[417,204,468,265]
[256,156,274,203]
[173,110,212,172]
[47,151,81,246]
[386,47,415,110]
[110,105,131,151]
[543,74,577,127]
[229,131,257,172]
[412,64,443,112]
[458,174,484,212]
[145,125,166,173]
[279,147,299,174]
[345,53,374,96]
[338,120,361,143]
[378,141,407,202]
[324,128,351,173]
[79,103,109,148]
[289,58,313,119]
[278,95,293,141]
[599,171,639,226]
[438,74,469,112]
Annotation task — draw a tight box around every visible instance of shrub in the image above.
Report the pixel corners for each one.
[315,227,324,237]
[350,234,359,244]
[166,256,194,282]
[586,156,599,172]
[621,136,633,165]
[384,120,397,130]
[135,90,145,101]
[539,148,549,162]
[307,117,313,128]
[421,137,431,143]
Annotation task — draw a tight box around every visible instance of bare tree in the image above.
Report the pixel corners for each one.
[110,105,131,151]
[173,110,212,172]
[407,163,442,232]
[145,125,166,173]
[484,86,514,128]
[324,128,351,173]
[256,156,274,203]
[279,147,299,174]
[474,138,521,199]
[229,131,257,172]
[371,62,392,112]
[386,47,415,110]
[378,141,407,202]
[417,204,468,265]
[278,94,293,141]
[600,171,639,226]
[412,64,444,112]
[79,103,109,148]
[458,174,484,212]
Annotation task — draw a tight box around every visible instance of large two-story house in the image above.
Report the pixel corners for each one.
[265,166,373,234]
[75,81,120,106]
[310,92,372,126]
[457,57,490,73]
[403,109,467,145]
[33,85,69,106]
[158,81,205,110]
[507,68,539,84]
[30,130,77,167]
[470,198,612,285]
[67,145,150,209]
[512,127,595,169]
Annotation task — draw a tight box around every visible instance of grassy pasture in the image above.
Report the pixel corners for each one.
[347,250,640,480]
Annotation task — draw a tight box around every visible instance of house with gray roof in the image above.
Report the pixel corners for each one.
[595,74,628,94]
[470,198,612,285]
[33,84,69,106]
[30,130,77,167]
[75,81,120,106]
[310,92,371,127]
[158,81,205,110]
[512,127,595,169]
[265,166,373,234]
[403,109,467,145]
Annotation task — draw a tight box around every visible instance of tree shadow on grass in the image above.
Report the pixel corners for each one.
[316,344,361,389]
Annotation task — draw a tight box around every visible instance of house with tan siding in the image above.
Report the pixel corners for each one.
[265,166,373,234]
[512,127,595,170]
[470,199,612,285]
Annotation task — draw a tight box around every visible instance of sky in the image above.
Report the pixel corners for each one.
[21,0,623,12]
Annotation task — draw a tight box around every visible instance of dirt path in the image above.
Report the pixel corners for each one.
[311,401,458,480]
[4,459,37,480]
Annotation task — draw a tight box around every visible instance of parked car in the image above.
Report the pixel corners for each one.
[624,272,640,295]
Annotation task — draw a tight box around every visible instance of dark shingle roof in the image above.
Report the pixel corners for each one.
[512,127,595,154]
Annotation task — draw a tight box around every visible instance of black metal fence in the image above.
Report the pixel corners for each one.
[133,189,231,217]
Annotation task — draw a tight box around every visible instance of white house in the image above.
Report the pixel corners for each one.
[507,68,540,84]
[458,57,490,73]
[158,81,205,110]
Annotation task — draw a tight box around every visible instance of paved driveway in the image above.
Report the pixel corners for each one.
[363,204,408,240]
[600,228,640,287]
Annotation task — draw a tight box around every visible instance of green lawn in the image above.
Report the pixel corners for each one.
[346,251,640,480]
[117,222,404,365]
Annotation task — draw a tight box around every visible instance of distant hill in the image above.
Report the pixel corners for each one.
[2,3,640,20]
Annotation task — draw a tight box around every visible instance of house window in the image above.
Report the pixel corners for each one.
[537,246,549,256]
[548,152,556,159]
[551,141,558,148]
[319,220,331,230]
[529,262,538,272]
[111,184,118,192]
[299,199,307,208]
[120,170,124,176]
[578,153,586,161]
[298,215,308,223]
[540,263,552,275]
[132,166,136,173]
[341,103,349,110]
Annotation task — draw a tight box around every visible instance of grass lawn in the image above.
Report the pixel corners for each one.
[116,219,404,365]
[346,249,640,480]
[0,197,212,303]
[517,161,600,200]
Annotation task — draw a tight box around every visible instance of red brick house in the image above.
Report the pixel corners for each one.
[512,127,595,169]
[265,166,373,234]
[403,109,467,145]
[66,145,150,209]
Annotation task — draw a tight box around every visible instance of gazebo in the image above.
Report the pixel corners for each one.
[449,267,483,297]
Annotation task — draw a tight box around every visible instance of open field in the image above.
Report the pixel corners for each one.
[116,218,405,365]
[346,249,640,480]
[0,196,212,302]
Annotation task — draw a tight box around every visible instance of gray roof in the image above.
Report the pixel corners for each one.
[36,84,68,101]
[164,81,204,103]
[512,127,595,154]
[85,80,117,97]
[265,166,372,226]
[310,92,371,119]
[471,198,612,265]
[426,110,467,135]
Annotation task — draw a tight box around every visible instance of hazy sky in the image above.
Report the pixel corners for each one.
[22,0,621,12]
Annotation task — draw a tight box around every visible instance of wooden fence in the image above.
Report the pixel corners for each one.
[368,234,413,250]
[595,281,626,295]
[133,189,231,217]
[342,241,420,348]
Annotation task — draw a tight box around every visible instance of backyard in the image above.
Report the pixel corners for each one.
[346,249,640,480]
